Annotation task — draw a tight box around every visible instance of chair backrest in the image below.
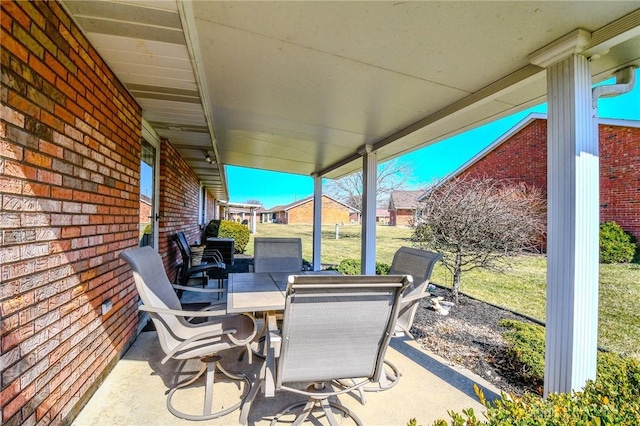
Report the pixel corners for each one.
[203,237,234,267]
[253,237,302,273]
[173,231,192,263]
[389,247,443,335]
[119,246,186,354]
[276,274,410,387]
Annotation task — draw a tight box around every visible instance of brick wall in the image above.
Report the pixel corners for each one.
[157,139,203,278]
[461,119,640,241]
[205,191,216,222]
[464,120,548,191]
[285,196,351,225]
[393,209,415,227]
[1,1,141,424]
[600,124,640,241]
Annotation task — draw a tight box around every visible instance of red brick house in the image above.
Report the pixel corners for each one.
[388,190,423,227]
[376,208,390,224]
[259,195,359,225]
[444,113,640,241]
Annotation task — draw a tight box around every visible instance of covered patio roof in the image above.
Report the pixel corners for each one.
[58,0,640,397]
[61,1,640,200]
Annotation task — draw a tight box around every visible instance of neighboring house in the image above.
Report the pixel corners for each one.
[259,195,359,225]
[376,209,390,224]
[434,113,640,242]
[388,190,424,226]
[139,194,152,242]
[223,205,258,223]
[139,194,152,225]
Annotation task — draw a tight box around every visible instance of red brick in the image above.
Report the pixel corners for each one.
[40,110,64,133]
[1,28,29,63]
[24,149,52,168]
[19,1,46,30]
[38,140,62,158]
[0,379,21,411]
[1,1,31,30]
[37,169,62,186]
[2,323,35,352]
[0,4,12,31]
[3,160,36,181]
[7,91,40,119]
[43,51,66,80]
[4,382,35,421]
[13,23,44,59]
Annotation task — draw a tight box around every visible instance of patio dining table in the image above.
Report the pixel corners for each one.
[226,270,339,314]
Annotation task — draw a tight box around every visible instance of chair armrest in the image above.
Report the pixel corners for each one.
[227,312,258,347]
[171,284,226,294]
[160,326,239,364]
[400,291,430,305]
[139,305,226,318]
[189,262,225,274]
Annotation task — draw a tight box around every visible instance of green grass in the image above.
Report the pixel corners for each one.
[247,223,413,266]
[248,223,640,359]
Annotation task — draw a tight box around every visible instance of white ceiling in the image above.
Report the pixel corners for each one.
[62,1,640,200]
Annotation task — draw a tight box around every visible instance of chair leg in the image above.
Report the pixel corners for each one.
[166,355,252,421]
[239,375,263,425]
[270,398,363,426]
[362,359,401,393]
[334,359,401,406]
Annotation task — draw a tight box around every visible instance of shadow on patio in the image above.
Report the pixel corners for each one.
[72,279,501,426]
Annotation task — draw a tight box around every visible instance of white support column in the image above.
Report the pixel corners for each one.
[312,175,322,271]
[250,208,256,234]
[360,145,377,274]
[530,30,599,395]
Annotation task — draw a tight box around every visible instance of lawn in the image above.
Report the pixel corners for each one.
[247,223,640,359]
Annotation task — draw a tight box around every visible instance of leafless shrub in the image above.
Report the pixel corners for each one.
[412,176,546,303]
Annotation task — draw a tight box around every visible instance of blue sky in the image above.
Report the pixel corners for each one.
[227,70,640,209]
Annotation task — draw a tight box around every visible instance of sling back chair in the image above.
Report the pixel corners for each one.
[203,237,234,276]
[240,274,410,425]
[119,246,257,421]
[252,237,303,273]
[359,247,443,398]
[173,231,226,295]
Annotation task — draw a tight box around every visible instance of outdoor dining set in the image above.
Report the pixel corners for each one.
[119,237,442,425]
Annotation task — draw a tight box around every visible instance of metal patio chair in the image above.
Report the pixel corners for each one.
[360,247,443,397]
[241,274,410,425]
[174,231,226,294]
[252,237,303,273]
[119,246,257,421]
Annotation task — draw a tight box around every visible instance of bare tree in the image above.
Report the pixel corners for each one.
[325,159,413,210]
[412,176,546,303]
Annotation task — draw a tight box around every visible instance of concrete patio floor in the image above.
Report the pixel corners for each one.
[73,280,502,425]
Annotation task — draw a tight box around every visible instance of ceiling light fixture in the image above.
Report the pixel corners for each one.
[205,154,216,164]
